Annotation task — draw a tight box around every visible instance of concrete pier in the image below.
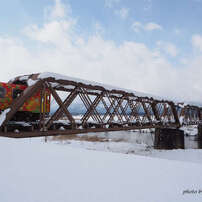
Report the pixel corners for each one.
[154,128,184,149]
[198,124,202,149]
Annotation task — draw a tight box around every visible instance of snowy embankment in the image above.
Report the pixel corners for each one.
[0,137,202,202]
[49,126,202,164]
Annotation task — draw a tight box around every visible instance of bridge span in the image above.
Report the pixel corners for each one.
[0,72,201,141]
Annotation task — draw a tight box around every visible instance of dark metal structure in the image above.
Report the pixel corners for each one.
[0,73,201,138]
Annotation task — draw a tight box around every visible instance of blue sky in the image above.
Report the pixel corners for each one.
[0,0,202,102]
[1,0,202,44]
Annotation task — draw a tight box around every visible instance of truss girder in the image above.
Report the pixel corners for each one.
[0,74,202,137]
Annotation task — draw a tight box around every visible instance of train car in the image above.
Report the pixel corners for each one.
[0,82,51,121]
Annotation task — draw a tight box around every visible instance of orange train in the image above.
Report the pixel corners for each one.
[0,81,51,121]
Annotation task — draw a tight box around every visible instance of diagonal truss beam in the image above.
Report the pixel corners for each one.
[107,95,124,123]
[81,91,104,124]
[46,87,78,129]
[128,100,141,123]
[78,90,102,123]
[46,83,75,125]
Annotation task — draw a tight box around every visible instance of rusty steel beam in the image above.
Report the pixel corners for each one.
[151,102,161,121]
[80,88,103,124]
[47,83,75,125]
[119,99,130,122]
[141,102,153,123]
[78,91,99,123]
[102,96,116,122]
[107,95,124,123]
[128,100,141,123]
[0,123,180,138]
[39,83,46,131]
[46,87,78,129]
[81,92,104,124]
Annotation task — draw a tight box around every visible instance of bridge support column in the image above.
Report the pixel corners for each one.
[197,124,202,149]
[154,128,184,149]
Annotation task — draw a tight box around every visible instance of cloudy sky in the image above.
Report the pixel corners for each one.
[0,0,202,103]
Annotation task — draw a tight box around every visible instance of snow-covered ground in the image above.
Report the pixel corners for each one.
[0,126,202,202]
[0,137,202,202]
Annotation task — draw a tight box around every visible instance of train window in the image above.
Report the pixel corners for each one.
[12,89,23,99]
[0,87,6,98]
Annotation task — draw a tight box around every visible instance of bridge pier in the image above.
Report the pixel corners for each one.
[197,124,202,149]
[154,128,184,149]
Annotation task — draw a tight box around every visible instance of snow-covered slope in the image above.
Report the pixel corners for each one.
[0,137,202,202]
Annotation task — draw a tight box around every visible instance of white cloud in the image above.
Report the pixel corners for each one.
[115,8,129,19]
[180,57,189,65]
[132,21,162,32]
[144,22,162,31]
[23,0,76,49]
[23,20,75,49]
[105,0,120,8]
[131,22,142,32]
[0,0,202,103]
[44,0,72,20]
[51,0,66,18]
[94,22,105,35]
[192,34,202,51]
[157,41,178,57]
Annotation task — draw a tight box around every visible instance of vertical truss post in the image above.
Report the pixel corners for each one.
[39,83,46,131]
[199,108,202,122]
[151,102,161,123]
[169,102,180,127]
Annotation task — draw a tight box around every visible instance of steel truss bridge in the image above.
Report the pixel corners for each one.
[0,73,201,138]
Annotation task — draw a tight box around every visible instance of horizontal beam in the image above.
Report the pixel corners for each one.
[0,124,179,138]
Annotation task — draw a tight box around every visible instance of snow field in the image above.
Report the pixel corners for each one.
[0,137,202,202]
